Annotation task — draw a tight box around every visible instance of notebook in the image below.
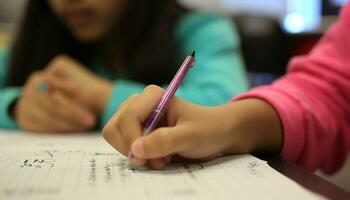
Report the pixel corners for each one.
[0,130,325,200]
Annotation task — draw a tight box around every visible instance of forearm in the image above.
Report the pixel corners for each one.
[229,4,350,173]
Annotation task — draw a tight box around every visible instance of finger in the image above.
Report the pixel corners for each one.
[164,156,172,164]
[126,85,165,122]
[45,55,82,77]
[49,76,76,97]
[103,85,167,157]
[131,125,194,159]
[19,103,61,133]
[21,122,48,133]
[147,158,166,170]
[40,103,90,133]
[19,73,73,133]
[33,72,95,129]
[118,106,143,150]
[51,92,96,128]
[20,90,90,133]
[118,86,165,148]
[32,88,93,130]
[103,94,140,155]
[43,115,86,133]
[131,157,147,167]
[25,72,50,96]
[17,103,49,133]
[113,95,136,124]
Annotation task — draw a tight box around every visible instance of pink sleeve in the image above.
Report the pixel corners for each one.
[234,3,350,174]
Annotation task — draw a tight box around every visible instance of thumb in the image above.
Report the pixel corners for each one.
[131,124,194,159]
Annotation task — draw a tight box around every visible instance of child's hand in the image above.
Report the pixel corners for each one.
[103,85,283,170]
[14,71,96,133]
[45,55,113,117]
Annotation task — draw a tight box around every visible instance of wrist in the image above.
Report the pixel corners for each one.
[205,103,250,155]
[221,99,283,155]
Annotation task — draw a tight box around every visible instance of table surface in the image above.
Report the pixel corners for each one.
[261,155,350,200]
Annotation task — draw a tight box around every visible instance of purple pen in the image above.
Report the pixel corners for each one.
[142,51,196,135]
[126,51,196,164]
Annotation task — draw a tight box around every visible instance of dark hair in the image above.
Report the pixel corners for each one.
[6,0,187,86]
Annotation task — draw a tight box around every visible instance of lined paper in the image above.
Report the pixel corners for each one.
[0,130,325,200]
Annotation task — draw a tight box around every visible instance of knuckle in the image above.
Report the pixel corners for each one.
[126,94,140,105]
[119,101,128,110]
[117,112,129,126]
[53,54,69,63]
[102,123,116,141]
[128,93,139,100]
[144,85,163,93]
[49,55,70,70]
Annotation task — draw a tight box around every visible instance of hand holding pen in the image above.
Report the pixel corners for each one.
[127,51,195,166]
[103,49,274,170]
[103,52,196,169]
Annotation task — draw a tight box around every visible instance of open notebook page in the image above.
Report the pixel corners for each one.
[0,130,326,200]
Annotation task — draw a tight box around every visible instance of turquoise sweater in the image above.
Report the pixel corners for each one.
[0,12,249,130]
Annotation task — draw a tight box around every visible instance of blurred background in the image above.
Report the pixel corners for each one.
[1,0,349,192]
[0,0,347,85]
[182,0,347,85]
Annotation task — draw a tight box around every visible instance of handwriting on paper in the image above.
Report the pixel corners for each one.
[0,132,324,200]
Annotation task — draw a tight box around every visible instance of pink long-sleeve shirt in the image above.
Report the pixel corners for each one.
[235,3,350,174]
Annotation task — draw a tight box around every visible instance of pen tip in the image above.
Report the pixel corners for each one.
[128,152,133,160]
[191,51,196,58]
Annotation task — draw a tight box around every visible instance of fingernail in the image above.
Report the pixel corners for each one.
[132,139,145,158]
[85,115,96,127]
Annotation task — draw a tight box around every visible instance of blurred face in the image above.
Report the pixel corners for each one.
[49,0,127,43]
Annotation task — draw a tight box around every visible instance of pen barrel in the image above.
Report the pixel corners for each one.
[143,109,164,135]
[142,54,195,136]
[156,56,194,109]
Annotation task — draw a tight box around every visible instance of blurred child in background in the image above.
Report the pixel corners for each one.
[0,0,248,132]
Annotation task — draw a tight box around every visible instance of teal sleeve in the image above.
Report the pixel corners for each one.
[100,79,145,128]
[0,48,21,129]
[99,13,250,127]
[0,87,21,129]
[173,12,249,106]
